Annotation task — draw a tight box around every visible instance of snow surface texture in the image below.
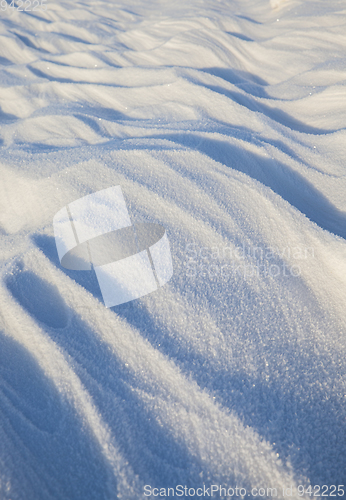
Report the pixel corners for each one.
[1,0,346,498]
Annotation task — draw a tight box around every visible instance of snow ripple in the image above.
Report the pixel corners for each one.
[1,0,346,498]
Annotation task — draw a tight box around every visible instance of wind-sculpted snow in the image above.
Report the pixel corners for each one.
[1,0,346,498]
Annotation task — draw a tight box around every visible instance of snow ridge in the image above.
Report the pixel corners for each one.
[1,0,346,498]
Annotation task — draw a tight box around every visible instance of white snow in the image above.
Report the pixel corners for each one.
[1,0,346,498]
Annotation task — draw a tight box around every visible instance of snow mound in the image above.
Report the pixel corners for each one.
[1,0,346,498]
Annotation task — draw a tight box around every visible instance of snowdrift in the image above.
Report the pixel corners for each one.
[1,0,346,498]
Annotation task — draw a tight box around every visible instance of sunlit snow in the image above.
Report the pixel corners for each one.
[1,0,346,498]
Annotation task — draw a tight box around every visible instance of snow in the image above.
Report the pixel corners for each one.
[1,0,346,498]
